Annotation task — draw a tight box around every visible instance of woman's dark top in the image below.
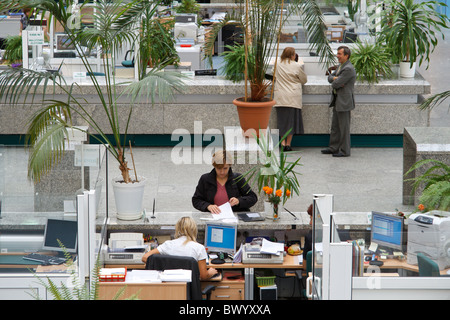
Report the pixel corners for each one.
[192,168,258,212]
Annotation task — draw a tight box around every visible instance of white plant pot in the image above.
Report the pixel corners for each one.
[112,176,147,220]
[399,61,416,78]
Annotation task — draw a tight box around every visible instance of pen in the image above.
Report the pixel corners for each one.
[283,207,298,220]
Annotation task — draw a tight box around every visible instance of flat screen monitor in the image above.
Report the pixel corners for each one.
[370,211,404,251]
[42,218,78,253]
[56,34,76,51]
[204,222,237,255]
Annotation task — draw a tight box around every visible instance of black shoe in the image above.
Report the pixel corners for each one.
[332,152,349,157]
[283,145,292,152]
[321,148,334,154]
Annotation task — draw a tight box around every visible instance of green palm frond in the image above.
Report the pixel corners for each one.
[419,181,450,211]
[419,90,450,111]
[125,68,187,104]
[203,0,335,101]
[0,0,186,183]
[404,159,450,211]
[295,0,336,68]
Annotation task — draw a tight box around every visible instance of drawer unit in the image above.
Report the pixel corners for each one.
[202,280,244,300]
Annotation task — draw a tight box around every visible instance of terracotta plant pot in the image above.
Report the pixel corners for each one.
[233,97,275,137]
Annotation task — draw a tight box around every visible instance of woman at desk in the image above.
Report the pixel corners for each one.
[142,217,218,280]
[192,150,257,214]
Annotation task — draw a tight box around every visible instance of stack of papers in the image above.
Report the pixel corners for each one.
[212,202,238,223]
[126,270,161,283]
[126,269,192,283]
[260,239,284,256]
[160,269,192,282]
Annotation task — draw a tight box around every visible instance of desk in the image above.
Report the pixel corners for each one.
[98,281,187,300]
[209,254,303,300]
[109,255,303,300]
[364,256,450,276]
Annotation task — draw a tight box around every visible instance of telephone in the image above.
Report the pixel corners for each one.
[105,233,146,264]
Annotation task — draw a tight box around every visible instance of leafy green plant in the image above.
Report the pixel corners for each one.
[141,16,179,77]
[378,0,449,68]
[204,0,335,102]
[238,129,302,205]
[0,0,185,184]
[28,242,136,300]
[219,44,254,82]
[350,39,393,83]
[404,159,450,211]
[419,90,450,112]
[4,35,23,64]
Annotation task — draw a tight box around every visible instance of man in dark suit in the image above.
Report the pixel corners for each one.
[322,46,356,157]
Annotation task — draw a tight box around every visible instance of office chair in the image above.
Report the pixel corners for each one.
[146,255,215,300]
[121,50,134,68]
[296,250,312,299]
[417,253,441,277]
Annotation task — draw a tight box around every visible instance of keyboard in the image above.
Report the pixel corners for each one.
[23,253,67,265]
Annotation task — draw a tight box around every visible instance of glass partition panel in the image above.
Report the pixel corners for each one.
[0,144,100,274]
[92,145,108,264]
[312,200,323,300]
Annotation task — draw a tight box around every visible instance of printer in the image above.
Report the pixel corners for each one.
[104,232,146,265]
[241,239,284,264]
[407,210,450,270]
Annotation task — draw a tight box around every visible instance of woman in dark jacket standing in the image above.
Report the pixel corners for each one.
[192,150,257,213]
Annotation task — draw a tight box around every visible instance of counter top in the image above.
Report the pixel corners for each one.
[4,72,430,97]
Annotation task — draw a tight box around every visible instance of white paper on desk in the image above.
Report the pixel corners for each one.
[294,255,303,265]
[126,270,161,283]
[261,238,284,255]
[160,269,192,282]
[212,202,237,222]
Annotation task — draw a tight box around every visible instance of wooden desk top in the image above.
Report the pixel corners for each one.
[210,254,303,269]
[364,257,450,276]
[107,254,304,270]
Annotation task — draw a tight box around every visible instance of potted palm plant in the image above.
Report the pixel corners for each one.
[0,0,185,220]
[204,0,335,136]
[378,0,448,78]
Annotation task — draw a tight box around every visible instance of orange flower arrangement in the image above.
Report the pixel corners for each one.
[263,185,291,206]
[418,204,425,211]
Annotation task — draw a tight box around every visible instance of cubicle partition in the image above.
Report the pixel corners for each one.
[0,144,108,300]
[311,193,450,300]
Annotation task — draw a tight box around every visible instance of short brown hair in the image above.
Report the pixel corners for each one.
[338,45,351,58]
[212,150,233,169]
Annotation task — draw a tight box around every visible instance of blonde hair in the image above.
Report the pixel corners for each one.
[212,149,233,169]
[280,47,296,63]
[175,216,198,244]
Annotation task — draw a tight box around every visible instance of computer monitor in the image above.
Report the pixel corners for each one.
[42,218,78,253]
[204,222,237,255]
[370,211,404,251]
[56,34,76,51]
[343,31,357,43]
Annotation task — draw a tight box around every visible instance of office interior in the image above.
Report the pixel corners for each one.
[0,1,450,301]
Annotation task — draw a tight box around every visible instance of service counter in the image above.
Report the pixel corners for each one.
[0,70,430,139]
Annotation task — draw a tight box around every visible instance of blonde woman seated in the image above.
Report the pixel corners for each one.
[141,216,218,280]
